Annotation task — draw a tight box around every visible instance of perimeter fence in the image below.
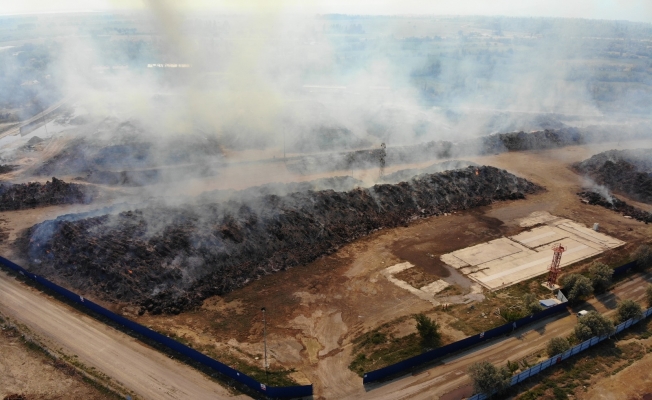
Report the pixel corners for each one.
[0,256,313,399]
[468,305,652,400]
[363,260,638,384]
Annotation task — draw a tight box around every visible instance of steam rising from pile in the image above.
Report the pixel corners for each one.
[23,166,541,314]
[574,149,652,204]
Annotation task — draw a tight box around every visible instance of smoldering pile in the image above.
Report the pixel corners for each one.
[22,166,542,314]
[287,127,581,174]
[578,191,652,223]
[379,160,478,184]
[573,149,652,204]
[33,118,224,186]
[0,165,18,175]
[0,177,97,211]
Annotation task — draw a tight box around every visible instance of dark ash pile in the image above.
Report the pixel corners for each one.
[21,166,542,314]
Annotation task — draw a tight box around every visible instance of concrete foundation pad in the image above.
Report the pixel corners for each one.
[441,214,625,291]
[382,262,445,306]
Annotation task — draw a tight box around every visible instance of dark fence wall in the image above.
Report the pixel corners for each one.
[363,259,640,384]
[363,302,568,383]
[469,306,652,400]
[613,260,637,276]
[0,256,312,399]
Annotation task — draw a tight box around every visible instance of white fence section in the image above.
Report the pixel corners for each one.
[468,306,652,400]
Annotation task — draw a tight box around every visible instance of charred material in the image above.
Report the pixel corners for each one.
[0,165,18,175]
[22,166,542,314]
[0,177,97,211]
[574,149,652,204]
[578,191,652,223]
[379,160,477,184]
[287,128,581,174]
[33,124,224,186]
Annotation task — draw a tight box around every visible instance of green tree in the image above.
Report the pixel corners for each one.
[468,361,512,396]
[523,293,543,314]
[633,244,652,271]
[546,337,570,357]
[560,274,593,302]
[574,311,614,341]
[616,299,643,323]
[414,313,441,349]
[588,262,613,292]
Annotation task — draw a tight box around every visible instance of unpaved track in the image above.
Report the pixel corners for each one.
[0,270,247,400]
[342,274,652,400]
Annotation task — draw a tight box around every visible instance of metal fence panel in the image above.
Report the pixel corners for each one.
[561,349,572,360]
[0,256,312,398]
[363,302,569,383]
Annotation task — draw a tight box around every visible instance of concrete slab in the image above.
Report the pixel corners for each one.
[440,213,625,291]
[450,238,525,266]
[517,211,560,227]
[510,226,569,249]
[382,262,449,306]
[474,238,600,290]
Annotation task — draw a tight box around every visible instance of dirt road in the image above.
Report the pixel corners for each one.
[0,269,248,400]
[342,273,652,400]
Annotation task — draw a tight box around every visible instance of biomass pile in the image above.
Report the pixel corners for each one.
[379,160,477,184]
[0,165,18,174]
[0,177,97,211]
[33,119,224,186]
[22,166,542,314]
[574,149,652,204]
[287,127,581,174]
[578,191,652,223]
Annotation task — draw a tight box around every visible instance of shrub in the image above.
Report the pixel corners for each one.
[574,311,614,341]
[616,299,643,323]
[546,337,571,357]
[523,293,543,314]
[468,361,511,396]
[414,313,441,349]
[588,262,613,292]
[500,308,524,322]
[559,274,593,302]
[633,244,652,271]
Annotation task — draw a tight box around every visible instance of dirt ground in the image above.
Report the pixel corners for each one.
[0,314,116,400]
[132,140,652,398]
[581,345,652,400]
[3,139,652,399]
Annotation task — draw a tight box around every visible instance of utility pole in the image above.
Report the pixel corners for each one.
[379,142,386,178]
[261,307,268,383]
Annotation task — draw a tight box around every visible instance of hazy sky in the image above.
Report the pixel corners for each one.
[2,0,652,24]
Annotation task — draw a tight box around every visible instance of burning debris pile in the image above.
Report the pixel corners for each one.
[287,128,582,174]
[379,160,477,184]
[579,191,652,223]
[33,120,224,186]
[574,149,652,204]
[0,178,97,211]
[480,127,582,153]
[197,176,364,204]
[0,165,18,175]
[22,166,542,314]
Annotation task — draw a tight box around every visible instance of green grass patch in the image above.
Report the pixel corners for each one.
[349,332,422,376]
[196,344,298,387]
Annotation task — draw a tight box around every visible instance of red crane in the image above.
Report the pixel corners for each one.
[547,243,566,288]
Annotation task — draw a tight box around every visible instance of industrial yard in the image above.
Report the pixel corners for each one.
[1,8,652,400]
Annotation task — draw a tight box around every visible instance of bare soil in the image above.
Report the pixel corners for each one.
[3,139,652,399]
[0,316,117,400]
